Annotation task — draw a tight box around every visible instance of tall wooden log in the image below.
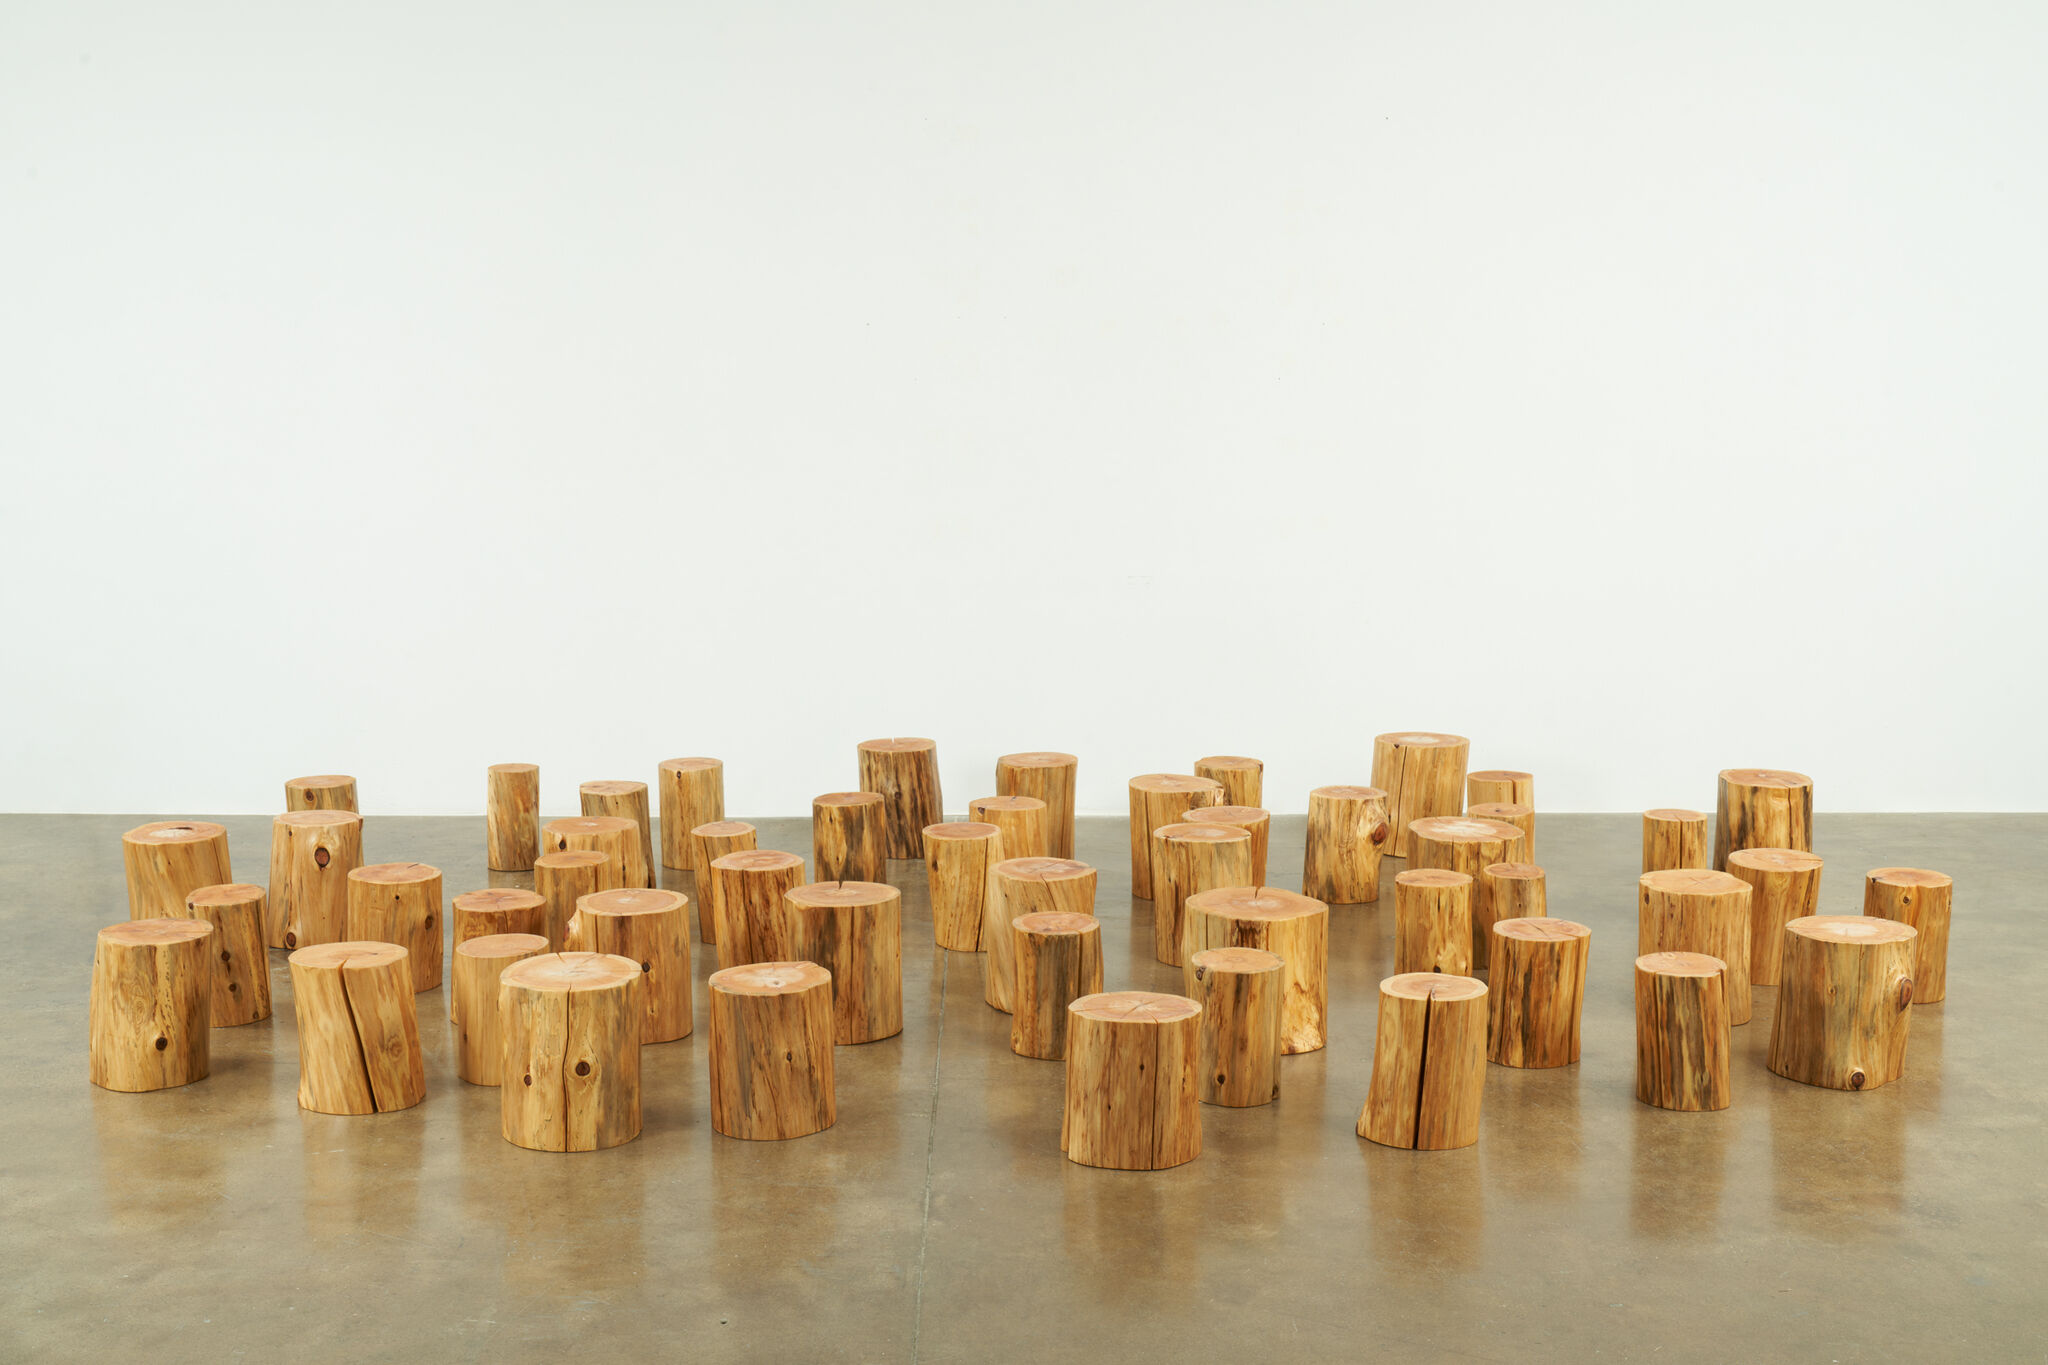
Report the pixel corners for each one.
[486,763,540,871]
[996,751,1078,859]
[1149,823,1253,968]
[1183,886,1329,1053]
[1638,869,1754,1026]
[1394,869,1473,976]
[858,737,944,859]
[266,810,364,950]
[1193,755,1264,808]
[689,821,757,945]
[1008,912,1103,1060]
[1467,802,1535,861]
[1768,916,1916,1091]
[576,785,654,888]
[89,919,212,1091]
[1356,973,1488,1150]
[1487,918,1591,1068]
[1467,770,1534,809]
[1061,992,1203,1170]
[1726,848,1823,987]
[1863,867,1953,1004]
[285,774,358,812]
[1477,862,1547,967]
[345,862,444,994]
[1713,768,1814,870]
[922,822,1004,952]
[1641,808,1711,873]
[708,962,836,1140]
[124,821,233,920]
[811,792,887,884]
[452,932,547,1085]
[500,952,643,1151]
[1182,806,1271,885]
[173,884,269,1026]
[657,757,725,871]
[967,795,1049,860]
[784,881,904,1044]
[708,849,806,970]
[288,942,425,1115]
[1371,732,1471,858]
[985,857,1098,1010]
[1302,785,1391,904]
[1410,816,1528,965]
[566,887,693,1043]
[534,849,615,951]
[1634,952,1731,1111]
[1126,774,1223,899]
[1183,947,1283,1107]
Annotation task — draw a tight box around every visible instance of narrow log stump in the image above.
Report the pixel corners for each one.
[452,888,545,947]
[1477,862,1547,967]
[785,882,904,1044]
[1635,952,1731,1111]
[542,816,638,895]
[1184,947,1283,1107]
[1638,869,1754,1026]
[452,932,547,1085]
[288,942,425,1115]
[1487,918,1591,1068]
[486,763,540,871]
[708,962,836,1140]
[1183,806,1271,885]
[286,774,358,812]
[1126,774,1223,899]
[1410,817,1528,965]
[996,752,1078,859]
[1467,769,1534,809]
[708,849,806,970]
[124,821,233,920]
[535,850,615,951]
[1371,732,1471,859]
[267,810,364,950]
[1394,869,1473,976]
[858,737,944,860]
[1302,785,1391,903]
[923,822,1004,952]
[1714,768,1814,870]
[567,888,693,1043]
[689,821,758,945]
[1642,808,1711,873]
[1768,916,1917,1091]
[985,857,1099,1011]
[812,792,887,884]
[1356,973,1488,1150]
[1183,886,1329,1053]
[1194,755,1264,808]
[500,952,643,1151]
[1061,992,1203,1170]
[1467,802,1535,861]
[968,795,1049,860]
[1149,823,1253,968]
[576,785,654,888]
[1009,912,1103,1060]
[658,757,725,871]
[1727,848,1823,987]
[345,862,444,994]
[174,884,269,1026]
[89,919,212,1091]
[1864,868,1953,1004]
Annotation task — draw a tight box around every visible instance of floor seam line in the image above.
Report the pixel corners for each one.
[910,946,946,1363]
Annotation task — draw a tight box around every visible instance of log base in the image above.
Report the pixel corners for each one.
[688,821,758,944]
[345,862,444,994]
[708,850,806,970]
[1183,886,1330,1054]
[1303,786,1391,904]
[923,822,1005,953]
[812,792,888,885]
[1394,869,1473,976]
[123,820,232,921]
[567,888,693,1043]
[659,758,725,871]
[1864,868,1952,1004]
[486,763,540,872]
[535,850,615,951]
[1371,732,1471,859]
[1639,869,1753,1026]
[997,752,1079,859]
[984,857,1098,1010]
[859,738,944,860]
[1642,809,1710,874]
[1728,848,1823,987]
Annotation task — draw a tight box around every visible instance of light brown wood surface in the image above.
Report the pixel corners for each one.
[124,821,232,920]
[500,952,643,1150]
[345,862,444,994]
[1641,808,1710,873]
[1466,802,1535,860]
[1487,918,1590,1068]
[173,883,269,1026]
[1193,755,1264,808]
[1371,732,1471,858]
[452,932,547,1085]
[1638,869,1754,1025]
[288,942,425,1115]
[1184,947,1283,1107]
[285,774,357,812]
[1863,868,1952,1004]
[1149,823,1253,967]
[984,857,1098,1010]
[1357,973,1487,1150]
[486,763,540,871]
[658,758,725,871]
[1466,769,1534,808]
[535,849,615,952]
[1303,785,1391,904]
[1183,886,1329,1053]
[576,786,654,888]
[89,918,213,1091]
[1726,848,1823,987]
[267,810,364,949]
[708,849,805,970]
[923,822,1004,952]
[1182,805,1271,885]
[1477,862,1547,966]
[566,888,693,1043]
[1008,911,1103,1060]
[996,752,1078,859]
[858,738,944,859]
[708,962,837,1140]
[543,816,639,895]
[1634,951,1731,1111]
[1409,817,1528,962]
[1061,992,1203,1170]
[812,792,887,884]
[967,795,1049,861]
[785,881,904,1044]
[1768,916,1916,1091]
[1714,768,1813,870]
[1126,774,1223,899]
[1394,869,1473,976]
[689,821,757,944]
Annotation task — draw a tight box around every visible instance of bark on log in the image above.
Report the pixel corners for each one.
[1356,973,1488,1150]
[1467,802,1535,861]
[1638,869,1754,1026]
[1302,786,1391,904]
[811,792,887,885]
[1477,862,1547,967]
[1371,732,1471,858]
[566,888,693,1043]
[124,821,233,920]
[1126,774,1223,899]
[1467,770,1534,809]
[967,795,1049,860]
[1713,768,1814,870]
[1149,823,1253,967]
[345,862,444,994]
[1394,869,1474,976]
[689,821,757,945]
[984,857,1098,1010]
[1863,867,1952,1004]
[708,961,836,1140]
[288,942,425,1115]
[1486,918,1591,1068]
[543,816,640,893]
[1183,947,1283,1107]
[1062,992,1203,1170]
[996,752,1078,859]
[922,822,1004,953]
[285,774,358,812]
[534,849,616,952]
[486,763,540,871]
[500,951,643,1150]
[784,881,904,1044]
[1641,809,1711,874]
[267,810,364,950]
[89,918,212,1091]
[1008,911,1103,1060]
[576,785,654,888]
[1726,848,1823,987]
[1193,755,1264,808]
[1182,806,1271,885]
[658,757,725,871]
[858,738,944,859]
[174,883,269,1026]
[1634,951,1731,1111]
[452,932,547,1085]
[1183,886,1329,1053]
[1767,916,1916,1091]
[707,849,806,970]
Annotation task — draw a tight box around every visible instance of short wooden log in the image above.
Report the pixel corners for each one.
[567,888,693,1043]
[858,737,944,860]
[1634,952,1731,1111]
[452,887,546,948]
[1768,916,1916,1091]
[1863,868,1952,1004]
[175,883,269,1026]
[89,918,212,1091]
[1371,732,1471,859]
[288,942,425,1115]
[923,821,1004,952]
[500,952,643,1150]
[1467,802,1535,861]
[1467,769,1534,809]
[1126,774,1223,899]
[452,932,547,1085]
[1394,869,1473,976]
[1193,755,1264,808]
[1726,848,1823,987]
[1487,918,1590,1068]
[1149,823,1253,967]
[1477,862,1547,967]
[266,810,364,950]
[689,820,757,944]
[1410,817,1528,965]
[1184,947,1283,1107]
[708,962,836,1140]
[577,784,654,888]
[285,774,358,812]
[124,821,233,921]
[1356,973,1487,1150]
[658,757,725,871]
[784,881,903,1044]
[1638,869,1754,1026]
[542,816,638,894]
[1641,808,1711,874]
[985,857,1098,1011]
[968,795,1049,860]
[534,849,615,951]
[1062,992,1203,1170]
[1182,805,1271,885]
[708,849,806,970]
[1302,785,1391,904]
[812,792,887,884]
[1713,768,1814,870]
[1183,886,1329,1053]
[485,763,539,871]
[1008,912,1103,1060]
[345,862,444,994]
[996,751,1078,859]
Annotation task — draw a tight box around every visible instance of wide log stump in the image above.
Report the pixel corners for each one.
[535,850,615,951]
[785,881,903,1044]
[1467,769,1534,809]
[288,942,425,1115]
[1184,947,1283,1108]
[1864,868,1952,1004]
[1126,774,1223,899]
[1303,786,1391,904]
[486,763,540,871]
[985,857,1098,1011]
[1467,802,1535,861]
[567,888,693,1043]
[1487,918,1591,1068]
[1394,869,1473,976]
[689,821,758,944]
[346,862,444,994]
[1062,992,1203,1171]
[1183,806,1271,885]
[968,795,1049,861]
[1009,912,1103,1060]
[267,810,364,949]
[1714,768,1814,870]
[175,883,270,1026]
[708,849,806,970]
[501,952,643,1151]
[812,792,887,884]
[1356,973,1487,1151]
[575,787,654,888]
[286,774,358,812]
[658,758,725,871]
[1194,755,1264,808]
[124,821,233,920]
[708,962,836,1140]
[1641,808,1710,873]
[1768,916,1916,1091]
[1184,886,1329,1053]
[996,752,1078,859]
[1371,732,1471,859]
[1477,862,1547,967]
[1410,816,1528,963]
[452,932,547,1085]
[1150,823,1253,968]
[1727,848,1823,987]
[1639,869,1754,1026]
[923,822,1004,952]
[1635,952,1731,1111]
[858,738,944,860]
[543,816,639,894]
[89,918,213,1091]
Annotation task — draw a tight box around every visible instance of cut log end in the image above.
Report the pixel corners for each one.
[1069,990,1203,1023]
[711,960,833,995]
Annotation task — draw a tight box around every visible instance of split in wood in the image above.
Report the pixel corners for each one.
[1371,732,1470,859]
[1357,973,1487,1150]
[288,941,425,1115]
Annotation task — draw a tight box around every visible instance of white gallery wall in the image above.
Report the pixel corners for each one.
[3,1,2044,816]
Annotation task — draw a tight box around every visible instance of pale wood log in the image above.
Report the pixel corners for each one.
[1126,774,1223,899]
[1713,768,1814,870]
[1394,869,1473,976]
[812,792,887,884]
[1634,952,1731,1111]
[1370,732,1471,858]
[1356,973,1487,1150]
[1641,808,1710,873]
[708,961,836,1140]
[985,857,1098,1010]
[1183,886,1329,1053]
[500,952,643,1150]
[1486,918,1590,1068]
[1768,916,1917,1090]
[1477,862,1547,967]
[124,821,233,920]
[708,849,805,970]
[658,757,725,870]
[566,888,693,1043]
[1193,755,1264,808]
[451,888,545,948]
[1410,816,1528,965]
[1467,769,1534,808]
[923,821,1004,952]
[1150,823,1254,968]
[288,942,425,1115]
[1183,947,1283,1107]
[1061,992,1202,1170]
[996,752,1078,859]
[1008,912,1103,1060]
[285,774,357,812]
[485,763,539,871]
[689,821,757,945]
[1727,848,1823,987]
[345,862,444,994]
[784,881,903,1044]
[1863,867,1952,1004]
[543,815,638,892]
[534,850,615,952]
[1302,785,1391,904]
[1182,806,1270,885]
[858,737,944,859]
[452,932,547,1085]
[89,918,212,1091]
[577,784,654,888]
[1638,869,1754,1026]
[967,795,1049,860]
[1467,802,1535,861]
[266,810,364,950]
[174,884,269,1026]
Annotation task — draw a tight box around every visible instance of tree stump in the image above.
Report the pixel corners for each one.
[500,952,643,1150]
[452,887,546,947]
[576,785,654,888]
[266,810,364,949]
[1370,732,1471,859]
[535,849,615,951]
[1638,869,1754,1026]
[985,857,1098,1010]
[1768,916,1917,1090]
[1642,809,1711,873]
[1008,912,1103,1060]
[708,849,806,970]
[1467,802,1535,861]
[486,763,540,871]
[1634,952,1731,1111]
[288,942,425,1115]
[784,881,903,1044]
[1487,918,1591,1068]
[1149,823,1253,967]
[1182,806,1271,885]
[452,932,547,1085]
[658,757,725,871]
[858,737,944,859]
[1183,886,1329,1053]
[1126,774,1223,899]
[1467,769,1534,809]
[1061,992,1203,1170]
[286,774,358,812]
[542,816,638,894]
[567,888,693,1043]
[1864,868,1953,1004]
[1356,973,1488,1150]
[922,822,1004,952]
[345,862,444,994]
[968,795,1049,860]
[1477,862,1547,967]
[1302,785,1391,903]
[89,919,213,1091]
[1713,768,1814,870]
[812,792,887,884]
[708,962,836,1140]
[124,821,233,921]
[174,884,269,1026]
[689,820,757,944]
[1394,869,1474,976]
[1194,755,1264,808]
[1727,848,1823,987]
[1183,947,1283,1107]
[1410,816,1528,964]
[996,751,1078,859]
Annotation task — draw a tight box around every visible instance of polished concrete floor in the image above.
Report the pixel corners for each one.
[4,812,2042,1361]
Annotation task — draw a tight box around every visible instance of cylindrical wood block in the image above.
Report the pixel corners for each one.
[577,784,654,888]
[784,881,904,1044]
[542,816,638,895]
[708,849,805,970]
[1183,886,1329,1053]
[689,820,757,944]
[486,763,539,872]
[288,942,425,1115]
[1183,947,1283,1107]
[286,774,357,812]
[1487,918,1591,1068]
[1302,785,1391,904]
[1149,823,1253,968]
[1641,808,1710,874]
[452,887,546,947]
[345,862,444,994]
[1768,916,1917,1091]
[266,810,364,950]
[1727,848,1823,987]
[1467,769,1534,809]
[996,752,1078,859]
[708,962,837,1140]
[1008,912,1103,1060]
[500,952,643,1150]
[923,821,1004,952]
[452,932,547,1086]
[967,795,1049,860]
[1394,869,1474,976]
[174,884,269,1026]
[1371,732,1471,859]
[1864,868,1952,1004]
[1713,768,1814,870]
[1467,802,1535,861]
[1634,952,1731,1111]
[535,849,615,951]
[1409,817,1527,965]
[812,792,887,884]
[1477,862,1547,967]
[858,737,944,860]
[1356,973,1488,1150]
[124,821,233,921]
[567,888,693,1043]
[1061,992,1203,1170]
[1182,806,1270,885]
[1193,755,1264,808]
[1638,869,1754,1026]
[658,757,725,871]
[984,857,1098,1011]
[1127,774,1224,899]
[89,919,212,1091]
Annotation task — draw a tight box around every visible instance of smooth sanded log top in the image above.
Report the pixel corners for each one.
[580,780,646,797]
[660,757,722,772]
[971,795,1044,814]
[993,857,1094,881]
[1484,861,1543,882]
[187,881,262,906]
[536,849,609,869]
[580,888,687,917]
[1868,867,1952,888]
[1639,868,1750,896]
[1185,886,1326,920]
[1411,816,1524,843]
[691,820,754,839]
[289,773,355,788]
[787,880,900,907]
[999,751,1077,768]
[1395,869,1472,889]
[545,816,634,836]
[710,960,833,995]
[1381,971,1489,1002]
[489,762,538,775]
[1469,801,1532,822]
[502,951,642,992]
[125,821,228,845]
[1721,768,1813,787]
[457,931,550,961]
[1787,914,1917,945]
[1195,755,1262,773]
[1154,823,1250,845]
[1470,768,1533,783]
[1068,990,1203,1023]
[1375,732,1467,749]
[288,940,408,971]
[815,791,884,808]
[276,809,363,831]
[1192,946,1283,973]
[1637,950,1726,977]
[858,737,936,753]
[1729,848,1824,873]
[1129,773,1223,794]
[710,849,804,873]
[1012,911,1098,936]
[454,888,545,913]
[349,862,439,886]
[1311,784,1389,801]
[923,821,1000,841]
[1186,805,1268,824]
[101,917,214,948]
[1495,917,1590,943]
[1646,807,1707,822]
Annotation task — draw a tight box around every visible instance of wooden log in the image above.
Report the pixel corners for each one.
[996,751,1078,859]
[1183,947,1283,1107]
[1467,802,1535,861]
[500,952,643,1151]
[985,857,1098,1011]
[1726,848,1823,987]
[1467,769,1534,808]
[266,810,364,949]
[812,792,887,884]
[708,961,836,1140]
[1356,973,1488,1150]
[285,774,358,812]
[967,795,1049,860]
[543,816,639,892]
[124,821,233,920]
[1302,785,1391,904]
[1126,774,1223,899]
[577,784,654,888]
[707,849,806,970]
[89,918,212,1091]
[345,862,444,994]
[657,757,725,871]
[534,849,615,951]
[566,888,693,1043]
[452,932,547,1085]
[1477,862,1547,967]
[1394,869,1474,976]
[1061,992,1203,1170]
[173,884,269,1026]
[1486,918,1591,1068]
[287,942,425,1115]
[784,881,904,1044]
[689,820,757,945]
[1370,732,1471,859]
[1008,912,1103,1060]
[1193,755,1264,808]
[922,821,1004,952]
[1713,767,1814,870]
[1863,867,1953,1004]
[452,887,546,947]
[1182,806,1271,885]
[1149,823,1253,968]
[485,763,539,871]
[1768,916,1917,1090]
[1638,869,1754,1026]
[1183,886,1330,1053]
[858,737,944,859]
[1642,808,1711,873]
[1409,816,1528,966]
[1634,952,1731,1111]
